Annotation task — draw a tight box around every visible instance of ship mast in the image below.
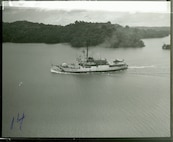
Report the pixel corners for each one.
[85,40,89,60]
[86,45,88,59]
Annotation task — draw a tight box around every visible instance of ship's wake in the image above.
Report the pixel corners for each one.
[128,65,155,69]
[126,65,170,78]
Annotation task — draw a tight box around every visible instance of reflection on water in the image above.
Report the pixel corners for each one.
[2,36,170,137]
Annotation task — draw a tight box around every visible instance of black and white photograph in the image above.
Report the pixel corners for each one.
[2,1,171,138]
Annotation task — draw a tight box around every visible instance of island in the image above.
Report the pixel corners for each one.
[3,20,170,48]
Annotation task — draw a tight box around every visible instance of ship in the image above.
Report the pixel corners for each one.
[51,47,128,73]
[162,44,170,49]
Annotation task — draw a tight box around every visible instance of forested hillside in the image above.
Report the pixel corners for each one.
[3,21,170,48]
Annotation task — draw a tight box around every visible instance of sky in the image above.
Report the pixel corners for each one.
[2,1,171,27]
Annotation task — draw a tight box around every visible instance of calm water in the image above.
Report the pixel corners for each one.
[2,36,170,138]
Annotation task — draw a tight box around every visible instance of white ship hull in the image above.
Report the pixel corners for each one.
[51,64,128,73]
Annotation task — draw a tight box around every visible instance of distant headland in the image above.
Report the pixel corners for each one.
[3,20,170,48]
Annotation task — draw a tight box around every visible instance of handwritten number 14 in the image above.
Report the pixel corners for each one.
[10,113,25,130]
